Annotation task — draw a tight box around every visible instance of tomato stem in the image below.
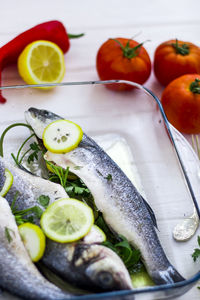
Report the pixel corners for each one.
[111,38,147,59]
[172,39,190,56]
[190,79,200,94]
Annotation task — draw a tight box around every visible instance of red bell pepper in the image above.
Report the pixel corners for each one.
[0,20,83,103]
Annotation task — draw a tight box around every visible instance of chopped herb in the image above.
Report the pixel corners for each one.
[106,174,112,181]
[73,166,83,170]
[5,227,14,243]
[96,170,112,181]
[96,170,103,177]
[27,142,41,164]
[11,137,42,167]
[10,192,44,225]
[192,236,200,262]
[48,163,98,218]
[33,206,44,219]
[37,195,50,209]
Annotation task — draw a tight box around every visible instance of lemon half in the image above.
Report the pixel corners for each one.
[18,40,65,87]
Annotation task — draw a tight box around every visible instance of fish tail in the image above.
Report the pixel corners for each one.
[152,266,185,285]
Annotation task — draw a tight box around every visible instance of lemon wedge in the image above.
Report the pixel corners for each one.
[18,223,46,262]
[40,198,94,243]
[43,119,83,153]
[0,168,13,197]
[18,40,65,86]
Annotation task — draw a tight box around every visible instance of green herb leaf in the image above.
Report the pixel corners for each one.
[5,227,14,243]
[192,248,200,262]
[192,235,200,262]
[37,195,50,208]
[65,186,74,193]
[27,142,41,164]
[102,240,117,253]
[96,170,112,181]
[33,206,44,219]
[106,174,112,181]
[10,192,44,224]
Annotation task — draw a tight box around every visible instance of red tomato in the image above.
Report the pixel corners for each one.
[161,74,200,134]
[154,39,200,86]
[96,38,151,91]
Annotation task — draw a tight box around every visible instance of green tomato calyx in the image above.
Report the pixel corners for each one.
[190,78,200,94]
[111,38,147,59]
[172,39,190,56]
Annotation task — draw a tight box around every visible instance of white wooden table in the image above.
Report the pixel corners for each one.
[0,0,200,299]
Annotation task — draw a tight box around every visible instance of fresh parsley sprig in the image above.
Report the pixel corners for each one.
[12,139,42,167]
[192,236,200,262]
[47,162,99,218]
[10,192,50,225]
[27,142,42,164]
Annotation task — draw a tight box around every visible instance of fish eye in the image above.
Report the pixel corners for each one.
[97,271,114,288]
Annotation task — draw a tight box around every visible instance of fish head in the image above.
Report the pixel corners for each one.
[25,108,62,139]
[72,243,133,291]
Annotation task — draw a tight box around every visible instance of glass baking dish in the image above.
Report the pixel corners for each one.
[0,80,200,300]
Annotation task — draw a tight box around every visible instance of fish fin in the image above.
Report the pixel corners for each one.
[141,196,158,229]
[152,266,185,285]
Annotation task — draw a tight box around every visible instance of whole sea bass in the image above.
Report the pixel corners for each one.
[0,156,132,292]
[0,196,71,300]
[25,107,185,285]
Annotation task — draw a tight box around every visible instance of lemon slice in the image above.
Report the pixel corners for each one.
[43,120,83,153]
[0,168,13,197]
[18,223,46,262]
[40,198,94,243]
[18,40,65,87]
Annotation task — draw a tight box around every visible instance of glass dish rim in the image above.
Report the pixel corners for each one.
[1,79,200,298]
